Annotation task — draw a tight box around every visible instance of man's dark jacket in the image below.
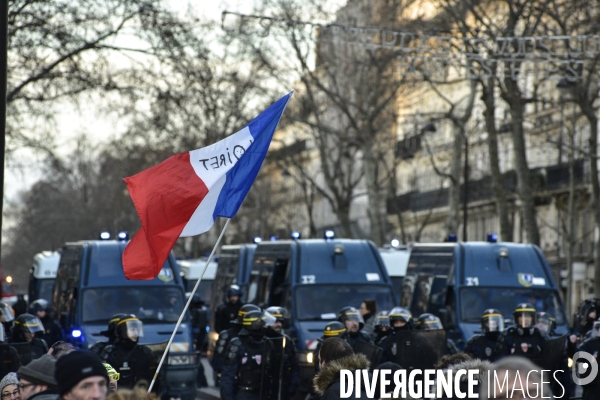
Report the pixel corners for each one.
[313,353,371,400]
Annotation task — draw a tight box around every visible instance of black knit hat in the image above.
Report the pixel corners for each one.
[17,354,57,388]
[55,351,108,395]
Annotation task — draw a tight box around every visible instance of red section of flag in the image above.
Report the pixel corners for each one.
[122,152,209,280]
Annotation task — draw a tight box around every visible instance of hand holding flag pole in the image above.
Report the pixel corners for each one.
[118,92,292,392]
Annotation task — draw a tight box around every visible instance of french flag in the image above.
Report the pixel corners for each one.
[122,92,292,280]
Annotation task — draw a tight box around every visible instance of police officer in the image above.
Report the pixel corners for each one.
[495,303,545,359]
[28,299,62,347]
[416,313,459,354]
[379,307,413,364]
[211,304,261,383]
[313,321,346,373]
[0,324,20,375]
[100,315,158,391]
[373,311,392,346]
[90,313,128,356]
[576,299,600,337]
[220,309,275,400]
[535,311,556,339]
[265,307,299,400]
[8,313,48,360]
[337,306,374,347]
[464,308,504,361]
[215,285,245,333]
[578,320,600,400]
[0,302,15,340]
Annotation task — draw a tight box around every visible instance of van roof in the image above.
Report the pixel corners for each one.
[411,241,554,288]
[178,259,218,280]
[63,240,181,287]
[378,248,410,277]
[32,251,61,279]
[254,239,390,284]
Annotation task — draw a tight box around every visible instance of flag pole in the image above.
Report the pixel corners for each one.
[148,217,232,393]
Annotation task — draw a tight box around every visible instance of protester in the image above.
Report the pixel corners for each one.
[47,342,76,359]
[359,299,377,336]
[16,355,58,400]
[313,338,370,400]
[102,365,119,394]
[434,353,473,370]
[55,351,108,400]
[1,373,21,400]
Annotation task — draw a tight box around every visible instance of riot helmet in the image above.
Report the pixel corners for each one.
[389,307,412,330]
[227,285,243,300]
[513,303,536,328]
[13,313,45,341]
[375,311,391,328]
[242,310,276,332]
[235,304,261,324]
[579,299,598,325]
[29,299,49,314]
[481,309,504,333]
[338,306,364,332]
[592,320,600,338]
[323,321,346,338]
[536,312,556,336]
[116,315,144,344]
[100,313,129,340]
[416,313,443,331]
[266,306,290,330]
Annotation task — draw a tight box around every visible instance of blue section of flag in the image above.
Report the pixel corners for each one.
[212,92,292,219]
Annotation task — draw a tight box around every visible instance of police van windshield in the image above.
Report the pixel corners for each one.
[295,285,394,321]
[459,287,566,325]
[82,287,187,323]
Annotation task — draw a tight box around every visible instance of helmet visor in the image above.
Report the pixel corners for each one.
[20,316,44,334]
[592,321,600,338]
[483,314,504,332]
[515,311,536,328]
[375,315,390,327]
[0,305,14,323]
[122,319,144,340]
[261,311,277,327]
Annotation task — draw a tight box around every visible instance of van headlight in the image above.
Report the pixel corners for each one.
[298,351,314,364]
[168,355,194,365]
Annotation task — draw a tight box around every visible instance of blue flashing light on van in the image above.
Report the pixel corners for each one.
[51,240,197,400]
[402,241,567,350]
[245,238,397,394]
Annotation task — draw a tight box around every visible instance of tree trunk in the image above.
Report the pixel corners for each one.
[482,77,513,241]
[504,78,540,245]
[363,141,385,246]
[582,106,600,296]
[446,125,463,236]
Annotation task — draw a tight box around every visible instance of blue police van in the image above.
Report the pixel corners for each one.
[247,238,398,392]
[51,239,197,400]
[401,240,568,349]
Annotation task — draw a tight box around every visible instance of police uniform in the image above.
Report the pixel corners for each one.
[495,304,545,360]
[220,331,266,400]
[215,286,244,333]
[464,309,505,362]
[9,313,48,361]
[464,334,498,361]
[265,327,299,400]
[379,307,413,365]
[0,324,20,375]
[90,313,128,357]
[29,300,62,347]
[100,316,158,391]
